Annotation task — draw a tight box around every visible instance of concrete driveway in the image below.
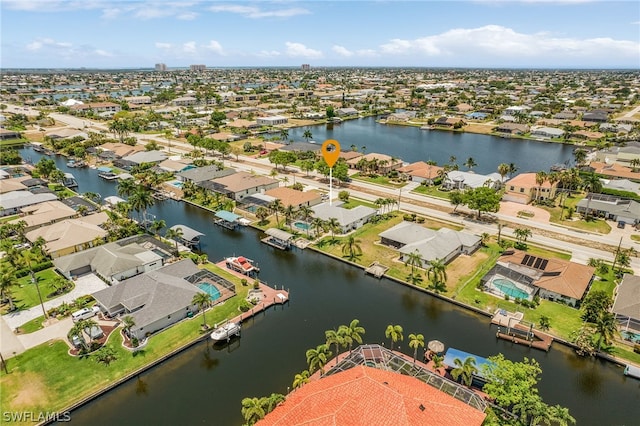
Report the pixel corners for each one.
[499,201,551,224]
[2,273,107,330]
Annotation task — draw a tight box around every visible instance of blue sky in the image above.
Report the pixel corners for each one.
[1,1,639,68]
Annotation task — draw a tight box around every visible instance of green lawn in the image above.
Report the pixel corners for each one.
[631,234,640,242]
[412,185,451,200]
[350,173,406,188]
[0,263,251,420]
[1,269,71,315]
[339,197,377,210]
[543,195,612,234]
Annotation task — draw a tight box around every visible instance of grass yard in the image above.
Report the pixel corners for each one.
[412,185,451,200]
[1,269,71,315]
[0,263,251,420]
[351,173,406,189]
[339,197,377,210]
[543,195,612,234]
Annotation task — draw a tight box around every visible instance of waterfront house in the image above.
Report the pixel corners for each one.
[256,115,288,126]
[45,128,88,140]
[206,172,279,202]
[441,171,501,191]
[24,212,109,258]
[95,142,144,160]
[495,123,530,135]
[481,250,594,306]
[53,235,172,284]
[379,221,481,267]
[177,164,235,184]
[264,187,322,209]
[122,150,167,166]
[585,162,640,181]
[575,194,640,225]
[91,259,214,340]
[0,129,22,140]
[8,200,77,232]
[259,345,486,426]
[530,126,564,139]
[0,177,28,194]
[572,130,605,141]
[397,162,443,185]
[613,274,640,333]
[582,110,609,123]
[601,178,640,195]
[0,191,58,217]
[434,116,465,127]
[347,153,403,175]
[311,202,377,234]
[71,102,121,114]
[502,173,558,205]
[335,107,358,117]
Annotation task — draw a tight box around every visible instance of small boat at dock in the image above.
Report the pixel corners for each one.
[624,364,640,380]
[210,322,241,342]
[225,256,260,275]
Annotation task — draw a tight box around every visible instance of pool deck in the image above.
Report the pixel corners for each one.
[214,260,289,325]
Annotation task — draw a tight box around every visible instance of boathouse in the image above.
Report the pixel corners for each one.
[214,210,241,230]
[169,224,204,248]
[262,228,294,250]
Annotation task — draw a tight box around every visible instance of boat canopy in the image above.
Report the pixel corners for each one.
[215,210,241,222]
[169,224,204,242]
[265,228,294,242]
[97,166,112,173]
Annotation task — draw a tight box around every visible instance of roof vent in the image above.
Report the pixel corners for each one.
[419,404,425,412]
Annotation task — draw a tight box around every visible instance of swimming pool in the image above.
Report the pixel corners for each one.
[293,221,310,231]
[491,278,532,300]
[197,283,221,300]
[168,180,183,188]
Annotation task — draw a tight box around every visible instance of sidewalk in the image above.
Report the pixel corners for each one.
[2,274,107,330]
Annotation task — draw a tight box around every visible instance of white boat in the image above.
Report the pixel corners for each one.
[225,256,260,275]
[210,322,241,342]
[623,364,640,380]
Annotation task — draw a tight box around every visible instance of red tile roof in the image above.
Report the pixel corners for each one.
[258,365,486,426]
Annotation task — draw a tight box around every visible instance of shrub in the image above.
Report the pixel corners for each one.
[504,294,510,301]
[634,344,640,354]
[239,300,252,312]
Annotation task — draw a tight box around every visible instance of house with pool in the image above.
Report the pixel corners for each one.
[92,259,236,340]
[481,250,595,307]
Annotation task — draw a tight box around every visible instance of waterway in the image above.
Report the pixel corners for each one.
[19,144,639,425]
[286,116,575,175]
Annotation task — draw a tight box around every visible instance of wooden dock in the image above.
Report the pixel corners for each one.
[365,261,388,278]
[492,309,552,351]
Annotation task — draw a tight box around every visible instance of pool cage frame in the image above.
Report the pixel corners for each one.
[481,264,537,301]
[186,269,237,305]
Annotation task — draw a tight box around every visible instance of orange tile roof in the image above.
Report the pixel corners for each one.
[265,187,322,208]
[588,162,640,180]
[397,162,443,180]
[258,365,486,426]
[505,173,554,189]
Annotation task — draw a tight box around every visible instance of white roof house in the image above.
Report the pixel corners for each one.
[442,171,502,191]
[311,202,377,234]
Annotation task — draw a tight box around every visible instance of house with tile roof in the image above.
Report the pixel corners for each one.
[503,173,558,205]
[380,221,481,267]
[0,191,58,217]
[205,171,279,202]
[481,250,594,306]
[614,274,640,333]
[24,212,109,258]
[397,161,443,184]
[259,348,486,426]
[264,187,322,209]
[8,200,77,232]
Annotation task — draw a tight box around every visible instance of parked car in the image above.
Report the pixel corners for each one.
[69,334,83,348]
[71,306,99,322]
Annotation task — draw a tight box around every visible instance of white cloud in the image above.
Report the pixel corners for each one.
[177,12,198,20]
[204,40,225,55]
[182,41,197,54]
[285,42,323,59]
[332,45,354,57]
[209,4,310,19]
[26,38,72,51]
[256,50,281,58]
[94,49,113,57]
[155,42,173,49]
[377,25,640,63]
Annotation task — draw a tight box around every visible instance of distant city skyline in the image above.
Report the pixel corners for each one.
[1,1,639,69]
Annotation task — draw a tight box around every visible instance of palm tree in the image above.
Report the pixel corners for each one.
[338,319,365,353]
[464,157,477,171]
[149,219,166,237]
[325,329,345,357]
[283,205,296,228]
[269,200,284,227]
[280,128,289,144]
[122,315,136,338]
[341,235,362,261]
[451,356,478,388]
[595,312,618,351]
[241,397,266,425]
[21,250,47,319]
[408,333,425,363]
[513,227,532,246]
[326,217,341,242]
[0,265,18,312]
[263,393,285,413]
[497,163,510,183]
[311,217,326,238]
[427,258,447,292]
[117,178,137,198]
[385,324,403,350]
[83,191,101,204]
[404,250,423,281]
[128,186,155,225]
[68,322,88,352]
[306,344,332,374]
[534,171,546,202]
[192,292,212,329]
[303,129,313,142]
[165,227,183,252]
[548,404,576,426]
[573,148,587,167]
[297,205,313,237]
[292,370,310,390]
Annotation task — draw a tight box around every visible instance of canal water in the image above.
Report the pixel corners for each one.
[20,139,638,425]
[285,116,575,175]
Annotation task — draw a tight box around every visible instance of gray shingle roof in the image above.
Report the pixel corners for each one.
[311,203,377,227]
[614,274,640,321]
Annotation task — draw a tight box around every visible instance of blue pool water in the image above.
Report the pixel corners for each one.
[492,278,531,300]
[169,180,183,188]
[293,221,310,231]
[197,283,221,300]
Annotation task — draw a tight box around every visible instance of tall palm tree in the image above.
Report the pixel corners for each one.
[325,329,345,358]
[385,324,403,350]
[341,235,362,261]
[241,397,266,425]
[165,227,183,252]
[306,344,332,374]
[21,250,47,319]
[192,292,212,329]
[311,217,326,239]
[117,178,137,198]
[404,250,423,280]
[303,129,313,142]
[408,333,425,363]
[297,206,313,237]
[497,163,510,183]
[535,171,547,202]
[269,199,284,227]
[595,312,618,351]
[280,128,289,144]
[292,370,310,390]
[283,205,296,228]
[326,217,341,242]
[464,157,477,171]
[338,319,365,353]
[548,404,576,426]
[122,315,136,338]
[427,258,448,292]
[128,186,155,225]
[68,322,88,352]
[451,356,478,388]
[513,227,532,245]
[0,264,18,312]
[149,219,166,237]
